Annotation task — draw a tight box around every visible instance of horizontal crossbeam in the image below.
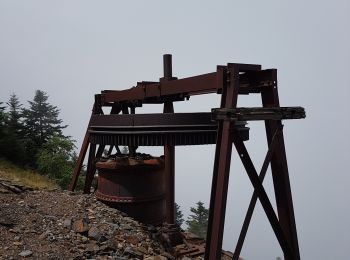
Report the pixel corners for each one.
[212,106,306,121]
[98,68,285,105]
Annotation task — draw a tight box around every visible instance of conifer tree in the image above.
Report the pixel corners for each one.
[22,90,67,146]
[0,102,6,127]
[20,90,67,166]
[175,202,184,227]
[2,94,27,163]
[0,102,8,158]
[186,201,209,239]
[7,93,23,133]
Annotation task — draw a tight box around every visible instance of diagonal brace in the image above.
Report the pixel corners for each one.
[232,132,294,259]
[83,144,105,193]
[233,126,283,260]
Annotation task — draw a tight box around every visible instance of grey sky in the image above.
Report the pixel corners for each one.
[1,1,349,259]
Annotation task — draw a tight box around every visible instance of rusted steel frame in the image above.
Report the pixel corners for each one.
[106,104,123,156]
[107,145,114,155]
[101,72,217,103]
[237,69,275,95]
[83,144,105,193]
[261,70,300,260]
[68,127,90,191]
[89,112,218,128]
[205,66,225,259]
[232,132,294,259]
[68,102,100,191]
[69,97,106,191]
[128,104,137,156]
[83,143,97,193]
[162,54,175,224]
[212,106,306,121]
[205,65,240,260]
[110,102,122,114]
[106,103,124,156]
[232,126,282,260]
[101,65,269,105]
[161,72,217,96]
[122,107,136,156]
[83,100,108,193]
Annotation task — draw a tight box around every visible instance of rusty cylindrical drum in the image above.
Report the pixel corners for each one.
[95,157,165,226]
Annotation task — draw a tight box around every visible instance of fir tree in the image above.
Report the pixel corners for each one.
[175,202,184,227]
[186,201,209,239]
[22,90,67,146]
[1,94,27,163]
[0,102,6,128]
[7,93,23,133]
[20,90,67,167]
[0,102,8,157]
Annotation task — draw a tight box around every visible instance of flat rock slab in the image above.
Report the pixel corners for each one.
[18,250,33,257]
[72,218,89,233]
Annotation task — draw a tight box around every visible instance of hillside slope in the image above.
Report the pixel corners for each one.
[0,159,58,190]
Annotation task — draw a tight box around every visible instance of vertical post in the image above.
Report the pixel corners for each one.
[83,144,105,193]
[129,105,137,157]
[162,54,175,224]
[83,143,97,193]
[205,65,239,259]
[261,70,300,260]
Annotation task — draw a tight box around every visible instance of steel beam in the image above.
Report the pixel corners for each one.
[205,65,239,260]
[83,143,97,193]
[162,54,175,224]
[100,68,283,105]
[212,106,306,121]
[261,70,300,260]
[83,144,105,194]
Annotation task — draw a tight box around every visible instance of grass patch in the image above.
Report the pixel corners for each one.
[0,159,59,190]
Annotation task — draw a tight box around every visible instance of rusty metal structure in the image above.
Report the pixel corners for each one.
[69,54,305,260]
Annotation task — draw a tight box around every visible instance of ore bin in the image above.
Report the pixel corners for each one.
[95,156,165,226]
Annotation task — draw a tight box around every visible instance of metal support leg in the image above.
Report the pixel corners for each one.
[262,70,300,260]
[164,128,175,223]
[83,143,97,193]
[162,54,175,224]
[205,65,239,259]
[83,144,105,194]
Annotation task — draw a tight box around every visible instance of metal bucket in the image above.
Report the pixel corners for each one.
[95,157,165,226]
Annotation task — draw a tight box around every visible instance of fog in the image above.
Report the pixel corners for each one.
[1,1,349,259]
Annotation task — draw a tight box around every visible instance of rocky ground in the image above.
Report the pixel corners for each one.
[0,178,238,260]
[0,179,181,260]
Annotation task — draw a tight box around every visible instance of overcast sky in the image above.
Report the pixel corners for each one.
[1,1,349,259]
